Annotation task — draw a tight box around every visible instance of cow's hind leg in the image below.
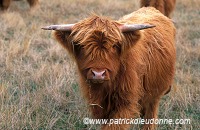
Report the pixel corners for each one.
[141,97,161,130]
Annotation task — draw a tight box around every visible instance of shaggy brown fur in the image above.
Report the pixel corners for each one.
[0,0,39,10]
[54,7,176,130]
[140,0,176,17]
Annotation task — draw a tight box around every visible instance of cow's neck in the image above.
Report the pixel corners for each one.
[88,80,125,119]
[88,83,108,118]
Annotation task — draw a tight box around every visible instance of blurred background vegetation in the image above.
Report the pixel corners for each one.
[0,0,199,129]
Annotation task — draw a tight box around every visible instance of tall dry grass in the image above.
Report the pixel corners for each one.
[0,0,199,129]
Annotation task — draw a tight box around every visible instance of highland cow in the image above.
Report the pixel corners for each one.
[42,7,176,130]
[0,0,39,10]
[140,0,176,17]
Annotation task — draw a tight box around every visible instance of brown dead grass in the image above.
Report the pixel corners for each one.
[0,0,199,129]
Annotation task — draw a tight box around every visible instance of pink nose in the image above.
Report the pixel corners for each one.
[92,70,106,80]
[87,68,110,84]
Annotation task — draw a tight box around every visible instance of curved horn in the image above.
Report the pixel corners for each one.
[41,24,75,31]
[119,24,155,32]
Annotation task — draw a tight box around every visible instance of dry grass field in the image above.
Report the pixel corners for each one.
[0,0,199,129]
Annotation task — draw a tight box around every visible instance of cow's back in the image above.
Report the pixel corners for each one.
[119,7,176,96]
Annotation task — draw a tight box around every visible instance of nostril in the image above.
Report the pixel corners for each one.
[102,70,106,76]
[91,70,95,77]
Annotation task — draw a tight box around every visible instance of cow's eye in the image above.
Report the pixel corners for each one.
[73,42,82,56]
[112,44,118,49]
[112,44,121,54]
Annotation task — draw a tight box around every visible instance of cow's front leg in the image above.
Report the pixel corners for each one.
[101,107,138,130]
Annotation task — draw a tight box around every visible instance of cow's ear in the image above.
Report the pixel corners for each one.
[122,30,142,48]
[54,30,74,54]
[119,24,155,48]
[42,24,74,54]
